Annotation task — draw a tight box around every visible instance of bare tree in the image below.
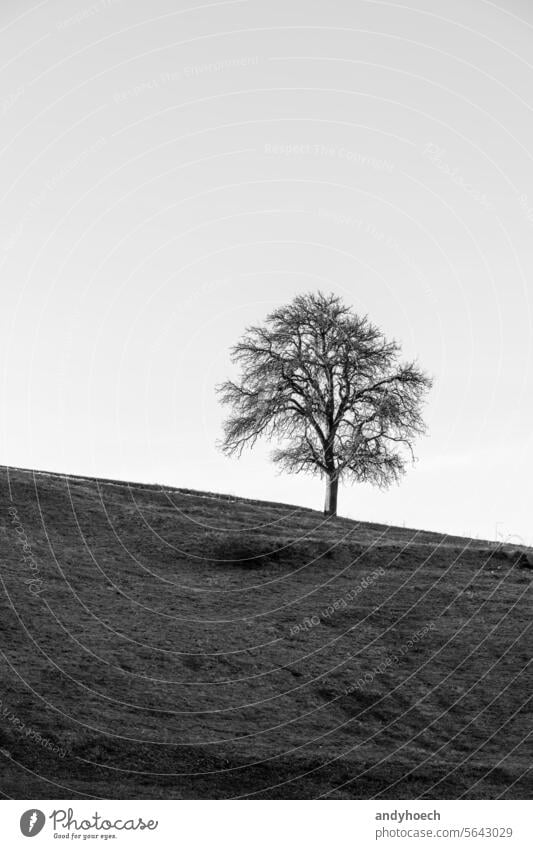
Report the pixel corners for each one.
[217,292,432,516]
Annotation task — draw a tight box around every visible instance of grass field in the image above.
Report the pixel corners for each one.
[0,465,531,799]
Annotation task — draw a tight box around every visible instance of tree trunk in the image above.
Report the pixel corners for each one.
[324,474,339,517]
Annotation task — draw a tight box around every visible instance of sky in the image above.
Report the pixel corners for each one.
[0,0,532,544]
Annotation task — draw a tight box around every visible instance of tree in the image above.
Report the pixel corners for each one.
[217,292,432,516]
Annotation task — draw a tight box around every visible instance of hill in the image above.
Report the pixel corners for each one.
[0,465,530,799]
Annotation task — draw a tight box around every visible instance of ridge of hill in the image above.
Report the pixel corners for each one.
[0,465,530,799]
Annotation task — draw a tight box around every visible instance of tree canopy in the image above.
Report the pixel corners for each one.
[217,291,432,515]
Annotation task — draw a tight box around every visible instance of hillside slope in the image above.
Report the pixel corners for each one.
[0,466,531,799]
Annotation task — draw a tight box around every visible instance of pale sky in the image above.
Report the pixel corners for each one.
[0,0,532,544]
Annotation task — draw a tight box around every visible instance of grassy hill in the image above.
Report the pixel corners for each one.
[0,465,530,799]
